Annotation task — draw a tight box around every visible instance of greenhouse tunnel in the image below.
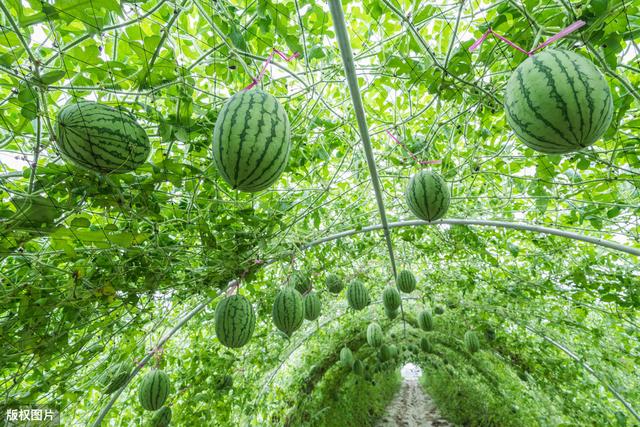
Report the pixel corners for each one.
[0,0,639,426]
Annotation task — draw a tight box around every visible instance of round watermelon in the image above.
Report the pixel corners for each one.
[56,100,150,173]
[303,291,321,321]
[346,280,370,310]
[139,369,170,411]
[396,270,416,293]
[272,287,304,336]
[215,295,255,348]
[149,406,172,427]
[382,286,401,311]
[405,170,450,221]
[325,273,344,294]
[212,89,291,192]
[367,322,383,348]
[504,49,613,154]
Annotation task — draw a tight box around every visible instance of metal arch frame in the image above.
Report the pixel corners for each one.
[303,219,640,257]
[90,215,638,425]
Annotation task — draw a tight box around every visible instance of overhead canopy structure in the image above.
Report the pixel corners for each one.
[0,0,638,425]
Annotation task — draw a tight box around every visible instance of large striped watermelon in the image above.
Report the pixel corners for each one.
[405,170,450,221]
[149,406,172,427]
[215,295,255,348]
[367,322,383,348]
[212,89,291,192]
[325,273,344,294]
[346,280,370,310]
[504,49,613,154]
[396,270,416,293]
[138,369,170,411]
[272,287,304,336]
[303,291,321,321]
[464,330,480,353]
[382,286,401,311]
[55,100,150,173]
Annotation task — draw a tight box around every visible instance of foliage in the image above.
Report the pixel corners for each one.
[0,0,638,425]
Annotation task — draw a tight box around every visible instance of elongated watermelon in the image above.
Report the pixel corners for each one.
[326,273,344,294]
[385,307,399,320]
[397,270,416,293]
[504,49,613,154]
[212,89,291,192]
[272,287,304,336]
[149,406,172,427]
[421,336,433,353]
[464,330,480,353]
[215,295,255,348]
[340,347,354,368]
[379,344,393,362]
[139,369,170,411]
[101,361,133,394]
[383,286,401,311]
[367,322,383,348]
[418,309,433,331]
[346,280,370,310]
[291,271,312,295]
[406,170,450,221]
[352,359,364,376]
[56,100,150,173]
[303,291,321,321]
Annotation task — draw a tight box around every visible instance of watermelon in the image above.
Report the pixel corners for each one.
[379,344,393,362]
[101,361,133,394]
[346,280,370,310]
[325,273,344,294]
[367,322,383,348]
[55,100,150,173]
[385,307,399,320]
[290,271,312,295]
[434,305,445,315]
[420,336,433,353]
[272,287,304,336]
[397,270,416,293]
[352,359,364,376]
[504,49,613,154]
[406,170,450,221]
[340,347,354,368]
[215,295,255,348]
[138,369,170,411]
[464,330,480,353]
[417,310,433,331]
[303,291,321,321]
[149,406,171,427]
[388,344,398,358]
[212,89,291,192]
[382,286,401,311]
[213,374,233,391]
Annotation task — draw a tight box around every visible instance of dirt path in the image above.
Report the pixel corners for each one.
[376,377,453,427]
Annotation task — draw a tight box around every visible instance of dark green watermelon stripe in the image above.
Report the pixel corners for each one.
[531,54,579,144]
[215,93,245,184]
[61,128,139,169]
[232,91,259,185]
[241,95,290,190]
[515,65,575,148]
[548,51,586,144]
